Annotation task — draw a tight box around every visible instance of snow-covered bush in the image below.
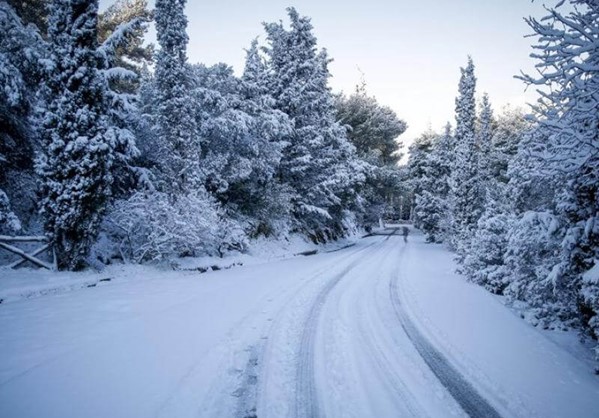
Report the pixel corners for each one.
[415,191,446,243]
[503,211,568,328]
[103,190,229,263]
[462,196,513,294]
[0,189,21,234]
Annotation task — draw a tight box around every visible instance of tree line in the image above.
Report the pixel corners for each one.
[0,0,406,270]
[407,0,599,365]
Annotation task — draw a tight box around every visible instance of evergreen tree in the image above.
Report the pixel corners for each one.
[448,57,484,254]
[264,8,364,239]
[37,0,118,270]
[490,106,528,185]
[336,81,407,166]
[154,0,200,193]
[0,1,45,229]
[98,0,153,94]
[503,211,566,328]
[235,40,293,236]
[415,123,454,242]
[336,80,407,227]
[462,186,513,293]
[191,48,291,237]
[406,129,436,229]
[461,107,528,291]
[477,93,494,185]
[518,0,599,349]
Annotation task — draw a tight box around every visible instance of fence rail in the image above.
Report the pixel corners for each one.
[0,235,55,271]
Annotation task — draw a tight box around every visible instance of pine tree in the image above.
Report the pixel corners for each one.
[236,39,294,235]
[264,8,364,239]
[37,0,117,270]
[477,93,494,185]
[462,186,514,293]
[407,129,436,229]
[415,123,454,242]
[336,81,407,166]
[448,57,484,254]
[490,106,528,185]
[335,80,407,227]
[190,44,292,238]
[98,0,153,84]
[154,0,200,193]
[462,107,528,292]
[503,210,566,328]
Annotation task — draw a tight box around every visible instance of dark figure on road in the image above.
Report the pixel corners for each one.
[402,226,409,242]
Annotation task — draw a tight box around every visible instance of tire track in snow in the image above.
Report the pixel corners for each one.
[295,229,398,418]
[389,244,503,418]
[230,235,387,418]
[352,240,425,417]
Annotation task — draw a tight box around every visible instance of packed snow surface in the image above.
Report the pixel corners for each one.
[1,227,598,417]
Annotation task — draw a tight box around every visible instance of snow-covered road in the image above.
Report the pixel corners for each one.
[1,228,598,418]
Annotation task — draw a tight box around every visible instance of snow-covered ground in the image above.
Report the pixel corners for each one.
[0,227,598,417]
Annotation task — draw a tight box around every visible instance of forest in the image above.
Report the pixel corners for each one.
[0,0,598,390]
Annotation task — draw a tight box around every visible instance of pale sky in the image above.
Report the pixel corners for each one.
[100,0,546,151]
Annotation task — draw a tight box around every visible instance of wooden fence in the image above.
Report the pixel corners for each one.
[0,235,56,271]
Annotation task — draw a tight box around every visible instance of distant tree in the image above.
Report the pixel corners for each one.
[414,123,454,242]
[407,129,437,229]
[336,82,407,166]
[490,106,528,185]
[336,81,407,227]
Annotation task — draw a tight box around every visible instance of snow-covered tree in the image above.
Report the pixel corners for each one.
[490,106,528,185]
[6,0,47,33]
[461,104,532,291]
[448,57,484,254]
[191,49,292,238]
[0,2,45,230]
[477,93,494,185]
[264,8,365,239]
[336,81,407,166]
[36,0,122,270]
[98,0,153,94]
[336,80,407,227]
[413,123,454,242]
[461,185,514,293]
[517,0,599,349]
[154,0,200,193]
[406,129,436,228]
[503,211,567,328]
[0,188,21,234]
